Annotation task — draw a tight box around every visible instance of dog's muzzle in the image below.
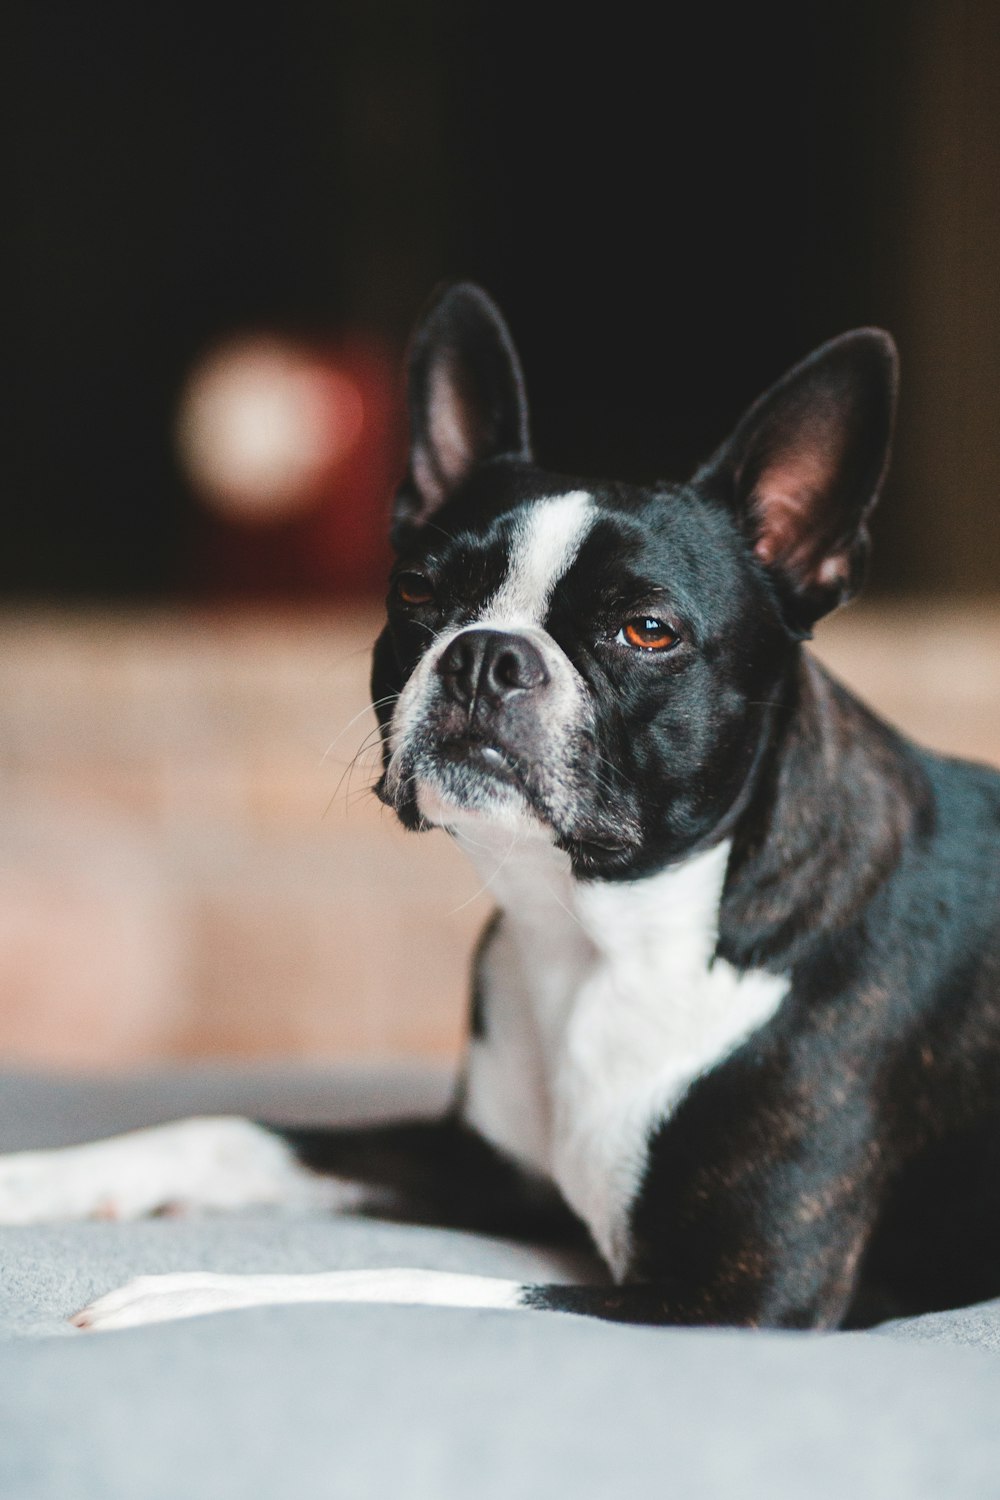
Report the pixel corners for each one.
[380,622,641,868]
[423,628,554,791]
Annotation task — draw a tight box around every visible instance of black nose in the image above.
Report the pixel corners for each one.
[436,629,549,710]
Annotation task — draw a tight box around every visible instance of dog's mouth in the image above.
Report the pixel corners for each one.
[423,732,537,813]
[377,730,534,823]
[379,726,642,874]
[437,734,524,785]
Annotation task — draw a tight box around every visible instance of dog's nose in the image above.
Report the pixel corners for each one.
[436,629,549,710]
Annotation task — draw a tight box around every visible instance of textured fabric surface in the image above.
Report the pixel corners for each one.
[1,1064,999,1499]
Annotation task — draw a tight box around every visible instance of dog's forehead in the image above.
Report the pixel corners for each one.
[482,491,595,624]
[417,481,600,620]
[417,468,751,632]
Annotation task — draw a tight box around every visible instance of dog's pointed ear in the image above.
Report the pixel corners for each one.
[394,283,531,542]
[696,329,898,630]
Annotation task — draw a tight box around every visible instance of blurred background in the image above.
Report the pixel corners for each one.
[1,0,998,1069]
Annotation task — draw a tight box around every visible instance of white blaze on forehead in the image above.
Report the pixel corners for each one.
[482,491,594,627]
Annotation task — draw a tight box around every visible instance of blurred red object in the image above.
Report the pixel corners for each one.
[178,334,402,598]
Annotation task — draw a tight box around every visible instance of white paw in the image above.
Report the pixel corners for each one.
[72,1272,263,1331]
[72,1266,527,1331]
[0,1149,109,1226]
[0,1118,361,1225]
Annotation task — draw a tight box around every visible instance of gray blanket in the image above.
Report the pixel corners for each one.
[2,1064,999,1499]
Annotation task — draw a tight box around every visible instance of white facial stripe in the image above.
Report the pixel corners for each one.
[482,491,594,627]
[385,491,595,781]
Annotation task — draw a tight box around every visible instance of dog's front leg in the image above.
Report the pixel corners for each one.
[73,1268,708,1332]
[269,1116,584,1244]
[68,1253,843,1333]
[72,1163,877,1333]
[70,1126,879,1331]
[0,1113,579,1241]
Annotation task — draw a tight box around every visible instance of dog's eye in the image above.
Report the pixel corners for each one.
[617,617,679,652]
[394,573,435,608]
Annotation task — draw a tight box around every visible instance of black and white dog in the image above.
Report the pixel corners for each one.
[6,284,1000,1332]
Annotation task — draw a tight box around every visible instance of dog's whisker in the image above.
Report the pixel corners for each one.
[325,701,378,748]
[321,696,399,763]
[323,733,390,820]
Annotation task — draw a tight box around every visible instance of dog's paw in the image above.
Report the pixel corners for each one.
[0,1128,212,1225]
[72,1272,259,1331]
[0,1118,365,1225]
[72,1266,529,1330]
[0,1150,96,1225]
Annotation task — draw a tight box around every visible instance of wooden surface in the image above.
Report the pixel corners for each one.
[0,601,997,1069]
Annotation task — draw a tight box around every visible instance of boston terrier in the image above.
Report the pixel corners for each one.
[4,284,1000,1333]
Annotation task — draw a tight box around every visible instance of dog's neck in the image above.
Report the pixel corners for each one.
[721,653,933,971]
[450,817,731,977]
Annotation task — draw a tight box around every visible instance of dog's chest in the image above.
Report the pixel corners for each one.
[459,837,788,1277]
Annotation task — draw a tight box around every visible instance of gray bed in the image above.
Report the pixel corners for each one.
[2,1063,999,1499]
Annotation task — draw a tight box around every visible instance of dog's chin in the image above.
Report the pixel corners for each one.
[414,757,547,839]
[379,747,642,878]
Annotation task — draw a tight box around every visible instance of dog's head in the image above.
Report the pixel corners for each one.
[373,284,897,879]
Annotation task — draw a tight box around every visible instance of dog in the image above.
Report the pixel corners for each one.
[3,283,999,1333]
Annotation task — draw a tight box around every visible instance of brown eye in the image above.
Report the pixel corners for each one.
[394,573,435,607]
[619,617,679,651]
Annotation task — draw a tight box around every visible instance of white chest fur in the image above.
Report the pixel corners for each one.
[458,830,789,1278]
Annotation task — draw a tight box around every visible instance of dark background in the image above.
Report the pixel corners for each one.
[5,1,1000,600]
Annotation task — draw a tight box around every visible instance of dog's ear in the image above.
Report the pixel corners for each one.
[394,283,531,542]
[696,330,898,631]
